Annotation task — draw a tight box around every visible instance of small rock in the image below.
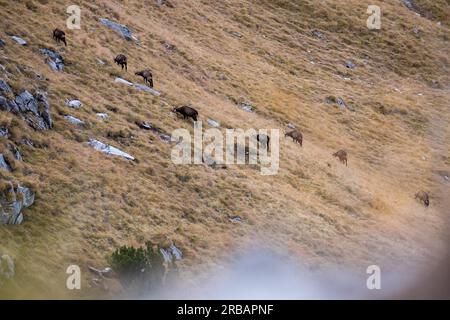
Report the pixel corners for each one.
[96,59,106,65]
[239,102,254,113]
[88,139,135,161]
[311,30,324,39]
[345,60,356,69]
[0,127,8,138]
[40,48,64,71]
[136,121,153,130]
[287,123,296,129]
[0,39,5,47]
[0,154,12,172]
[229,216,242,223]
[88,266,114,278]
[64,115,85,125]
[229,31,243,38]
[96,113,108,120]
[163,42,176,51]
[8,144,22,161]
[336,98,347,109]
[66,100,83,109]
[10,36,27,45]
[0,79,12,93]
[159,133,171,143]
[207,118,220,128]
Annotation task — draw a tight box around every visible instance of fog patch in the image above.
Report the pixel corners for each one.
[143,248,423,299]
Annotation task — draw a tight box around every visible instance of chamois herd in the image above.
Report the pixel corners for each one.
[50,29,432,208]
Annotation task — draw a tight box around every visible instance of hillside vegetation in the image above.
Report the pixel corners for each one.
[0,0,449,298]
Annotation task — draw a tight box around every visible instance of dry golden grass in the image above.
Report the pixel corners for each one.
[0,0,449,298]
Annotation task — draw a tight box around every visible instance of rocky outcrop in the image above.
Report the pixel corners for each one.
[1,90,53,130]
[0,254,15,287]
[14,91,53,130]
[88,139,135,161]
[0,183,35,225]
[39,48,64,71]
[160,245,182,263]
[99,19,139,43]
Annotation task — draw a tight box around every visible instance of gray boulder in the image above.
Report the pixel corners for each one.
[66,100,83,109]
[99,18,139,43]
[0,183,35,225]
[88,139,135,161]
[133,83,161,96]
[96,113,108,120]
[207,119,220,128]
[65,115,85,125]
[10,36,27,45]
[40,48,64,71]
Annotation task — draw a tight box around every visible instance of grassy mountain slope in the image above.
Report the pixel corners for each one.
[0,0,449,298]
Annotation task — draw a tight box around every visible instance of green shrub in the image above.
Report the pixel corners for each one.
[110,242,166,290]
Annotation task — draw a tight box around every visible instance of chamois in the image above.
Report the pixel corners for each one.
[135,69,153,87]
[333,149,348,166]
[285,130,303,146]
[53,28,66,46]
[114,54,127,71]
[173,106,198,122]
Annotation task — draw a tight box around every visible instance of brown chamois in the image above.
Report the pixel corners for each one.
[415,191,430,207]
[114,54,127,71]
[53,28,66,46]
[333,149,348,166]
[285,130,303,146]
[135,69,153,87]
[173,106,198,122]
